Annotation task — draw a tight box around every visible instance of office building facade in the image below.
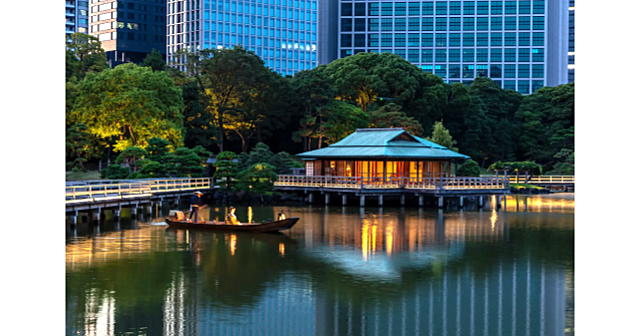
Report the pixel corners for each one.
[66,0,90,38]
[88,0,167,67]
[335,0,569,94]
[166,0,319,76]
[567,0,573,82]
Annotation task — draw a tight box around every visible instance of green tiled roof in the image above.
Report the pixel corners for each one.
[297,128,469,160]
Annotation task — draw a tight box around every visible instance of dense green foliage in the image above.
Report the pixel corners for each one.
[66,45,574,175]
[213,151,239,191]
[457,159,481,177]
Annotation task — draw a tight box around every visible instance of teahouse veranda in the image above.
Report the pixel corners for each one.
[295,128,469,184]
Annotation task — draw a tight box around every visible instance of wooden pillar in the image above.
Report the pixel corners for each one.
[400,194,405,206]
[131,206,138,217]
[308,193,314,203]
[378,195,384,206]
[325,193,330,205]
[418,195,424,206]
[360,195,365,207]
[502,194,507,210]
[479,196,484,208]
[459,196,464,208]
[342,194,348,206]
[70,214,77,226]
[438,196,444,208]
[383,160,387,184]
[92,208,101,222]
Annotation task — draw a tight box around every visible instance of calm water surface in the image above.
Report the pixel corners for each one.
[66,194,574,336]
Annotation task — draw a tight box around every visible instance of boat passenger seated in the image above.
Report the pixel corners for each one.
[226,206,241,225]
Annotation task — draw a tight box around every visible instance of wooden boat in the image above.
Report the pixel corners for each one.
[164,217,300,233]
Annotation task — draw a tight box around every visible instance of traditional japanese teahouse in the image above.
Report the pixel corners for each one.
[296,128,469,182]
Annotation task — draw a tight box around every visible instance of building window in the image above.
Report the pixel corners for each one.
[423,2,434,15]
[477,1,489,15]
[421,65,434,73]
[463,17,475,31]
[519,32,530,46]
[436,18,447,31]
[463,1,475,14]
[518,80,530,94]
[435,49,447,62]
[369,18,380,31]
[477,17,489,31]
[341,34,352,47]
[533,1,545,14]
[409,2,421,15]
[422,17,433,31]
[519,48,530,62]
[533,32,544,45]
[518,64,530,78]
[408,33,420,46]
[341,3,352,16]
[477,48,488,62]
[491,32,502,46]
[436,1,448,15]
[491,1,503,14]
[462,64,474,78]
[504,48,516,62]
[532,64,544,78]
[369,3,380,15]
[477,64,488,77]
[355,19,366,31]
[435,64,447,78]
[381,18,393,31]
[381,33,393,47]
[505,32,516,46]
[463,33,474,46]
[355,3,366,16]
[354,34,366,47]
[532,80,544,92]
[463,49,474,62]
[504,80,516,90]
[504,65,516,78]
[409,18,420,31]
[533,17,545,30]
[449,48,461,62]
[341,18,352,31]
[505,17,517,30]
[532,48,544,62]
[449,33,461,46]
[477,33,488,46]
[395,2,407,15]
[422,49,433,62]
[491,17,503,30]
[505,1,517,14]
[449,17,461,31]
[519,16,530,30]
[519,1,531,14]
[395,33,406,47]
[408,49,420,62]
[395,18,407,31]
[422,33,434,46]
[449,64,461,78]
[490,64,502,77]
[436,33,447,46]
[449,1,461,15]
[381,2,393,15]
[490,48,502,62]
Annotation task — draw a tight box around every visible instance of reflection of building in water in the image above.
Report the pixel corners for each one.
[78,289,115,336]
[313,260,567,336]
[163,273,198,336]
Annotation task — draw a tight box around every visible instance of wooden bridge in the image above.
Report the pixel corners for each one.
[274,175,510,208]
[482,175,575,190]
[65,177,214,223]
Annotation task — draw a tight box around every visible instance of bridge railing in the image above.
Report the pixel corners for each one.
[65,178,213,204]
[275,175,509,190]
[481,175,575,184]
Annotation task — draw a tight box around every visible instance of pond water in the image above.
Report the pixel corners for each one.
[66,194,574,336]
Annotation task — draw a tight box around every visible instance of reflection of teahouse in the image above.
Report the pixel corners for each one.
[226,206,241,225]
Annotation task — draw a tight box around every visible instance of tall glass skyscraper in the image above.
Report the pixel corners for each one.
[567,0,574,82]
[66,0,89,38]
[167,0,319,76]
[336,0,569,94]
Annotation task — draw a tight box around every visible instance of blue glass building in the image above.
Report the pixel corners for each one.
[167,0,319,76]
[333,0,570,94]
[66,0,90,38]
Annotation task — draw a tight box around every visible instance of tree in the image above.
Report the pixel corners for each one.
[181,79,217,150]
[426,121,458,152]
[145,137,172,163]
[368,103,424,136]
[142,49,165,72]
[115,146,147,173]
[213,151,239,191]
[319,101,369,146]
[101,165,130,179]
[169,147,205,177]
[457,159,481,177]
[237,142,301,174]
[69,63,184,152]
[66,33,108,80]
[235,163,279,202]
[66,123,99,172]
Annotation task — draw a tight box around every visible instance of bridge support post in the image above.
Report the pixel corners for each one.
[438,196,444,209]
[502,194,507,210]
[174,197,180,206]
[360,195,365,207]
[92,209,101,223]
[400,195,405,206]
[70,215,77,226]
[418,195,424,207]
[342,194,348,206]
[479,196,484,208]
[460,196,464,208]
[378,195,384,206]
[325,194,330,205]
[131,206,138,217]
[146,203,153,217]
[308,193,314,203]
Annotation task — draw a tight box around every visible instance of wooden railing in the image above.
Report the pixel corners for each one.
[65,178,213,204]
[275,175,509,190]
[481,175,575,184]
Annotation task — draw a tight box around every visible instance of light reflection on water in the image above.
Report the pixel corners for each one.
[66,194,574,336]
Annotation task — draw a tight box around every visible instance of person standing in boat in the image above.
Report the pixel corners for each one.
[226,206,241,225]
[189,191,205,223]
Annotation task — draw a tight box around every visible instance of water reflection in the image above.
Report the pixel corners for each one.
[66,194,573,336]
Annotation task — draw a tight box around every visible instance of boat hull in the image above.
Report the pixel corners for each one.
[164,217,300,233]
